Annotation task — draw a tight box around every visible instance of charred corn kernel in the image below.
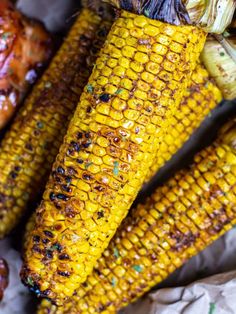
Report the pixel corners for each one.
[23,10,205,304]
[0,8,112,239]
[37,120,236,314]
[145,64,222,181]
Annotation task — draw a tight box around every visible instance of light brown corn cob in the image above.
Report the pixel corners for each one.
[0,7,112,238]
[37,117,236,314]
[21,9,206,303]
[145,63,222,181]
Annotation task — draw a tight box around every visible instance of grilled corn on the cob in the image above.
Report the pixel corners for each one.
[21,6,206,303]
[145,63,222,181]
[0,0,52,129]
[37,116,236,314]
[0,7,112,238]
[146,33,236,181]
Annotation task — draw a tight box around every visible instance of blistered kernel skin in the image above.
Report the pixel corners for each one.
[145,63,222,181]
[37,120,236,314]
[0,8,111,238]
[23,11,206,304]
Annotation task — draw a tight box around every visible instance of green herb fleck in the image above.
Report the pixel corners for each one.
[26,277,34,287]
[113,161,119,176]
[208,302,216,314]
[113,248,120,259]
[86,84,94,94]
[223,31,230,38]
[220,52,225,57]
[45,81,52,89]
[36,121,44,129]
[132,265,142,273]
[50,244,60,251]
[2,32,12,41]
[207,161,214,167]
[115,89,123,95]
[144,9,150,17]
[111,277,116,287]
[85,162,93,169]
[208,112,212,118]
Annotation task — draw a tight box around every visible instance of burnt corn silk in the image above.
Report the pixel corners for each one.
[21,0,208,304]
[0,6,112,238]
[37,116,236,313]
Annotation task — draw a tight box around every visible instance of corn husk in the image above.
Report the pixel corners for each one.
[103,0,235,32]
[103,0,191,24]
[201,35,236,99]
[186,0,236,33]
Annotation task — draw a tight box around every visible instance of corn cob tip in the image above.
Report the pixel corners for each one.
[20,266,41,297]
[21,265,58,302]
[82,0,114,20]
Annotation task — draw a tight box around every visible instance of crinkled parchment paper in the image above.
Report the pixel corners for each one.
[123,270,236,314]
